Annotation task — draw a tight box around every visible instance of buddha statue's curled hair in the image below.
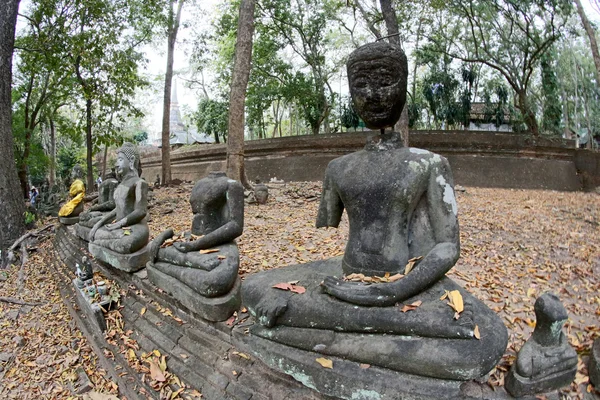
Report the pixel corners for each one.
[118,142,141,176]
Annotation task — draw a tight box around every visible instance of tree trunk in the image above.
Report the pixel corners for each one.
[517,90,539,136]
[574,0,600,85]
[49,117,56,186]
[380,0,409,146]
[0,0,25,253]
[226,0,255,188]
[85,98,94,190]
[560,85,571,139]
[161,0,185,185]
[101,144,108,179]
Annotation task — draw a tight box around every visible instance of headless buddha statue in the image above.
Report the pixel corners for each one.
[58,165,85,224]
[147,171,244,321]
[241,42,508,381]
[76,169,119,240]
[88,143,149,271]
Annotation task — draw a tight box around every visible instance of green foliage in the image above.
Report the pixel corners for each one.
[422,68,460,128]
[57,145,85,185]
[133,131,149,144]
[482,82,509,129]
[340,98,360,130]
[194,98,229,143]
[540,52,562,136]
[24,211,36,226]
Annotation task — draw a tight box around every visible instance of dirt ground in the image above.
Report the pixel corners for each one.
[0,182,598,399]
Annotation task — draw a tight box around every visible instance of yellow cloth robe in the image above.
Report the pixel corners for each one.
[58,179,85,217]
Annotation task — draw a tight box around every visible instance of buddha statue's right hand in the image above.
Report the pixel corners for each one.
[173,242,192,253]
[254,295,288,328]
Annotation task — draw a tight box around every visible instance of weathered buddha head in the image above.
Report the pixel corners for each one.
[71,165,84,180]
[347,41,408,129]
[116,142,140,179]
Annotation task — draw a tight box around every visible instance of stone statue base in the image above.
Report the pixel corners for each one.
[505,364,577,398]
[147,262,241,322]
[75,224,91,242]
[242,258,507,381]
[60,216,80,225]
[233,326,476,400]
[589,338,600,388]
[89,242,149,272]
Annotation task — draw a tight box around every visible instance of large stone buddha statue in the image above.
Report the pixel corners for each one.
[239,42,508,397]
[147,171,244,321]
[75,169,119,241]
[88,143,149,272]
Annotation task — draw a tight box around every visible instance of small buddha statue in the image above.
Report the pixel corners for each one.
[241,42,508,384]
[505,293,577,397]
[58,165,85,224]
[147,171,244,321]
[76,169,119,241]
[88,143,149,272]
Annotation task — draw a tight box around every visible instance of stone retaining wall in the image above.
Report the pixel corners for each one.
[140,131,597,192]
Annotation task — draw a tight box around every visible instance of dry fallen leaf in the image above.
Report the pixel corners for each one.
[272,282,306,294]
[140,307,146,316]
[447,290,464,314]
[359,363,370,369]
[399,300,422,313]
[149,361,166,382]
[474,325,481,340]
[199,249,219,254]
[316,357,333,369]
[232,351,250,360]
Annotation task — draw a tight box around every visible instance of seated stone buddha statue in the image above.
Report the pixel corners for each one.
[58,165,86,225]
[241,42,508,384]
[147,171,244,321]
[76,169,119,241]
[88,143,149,272]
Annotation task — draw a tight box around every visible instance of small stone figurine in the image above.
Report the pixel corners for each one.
[505,292,578,397]
[75,256,94,288]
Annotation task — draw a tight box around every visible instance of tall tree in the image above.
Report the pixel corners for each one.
[574,0,600,86]
[161,0,185,185]
[379,0,409,145]
[0,0,26,253]
[226,0,255,187]
[439,0,573,135]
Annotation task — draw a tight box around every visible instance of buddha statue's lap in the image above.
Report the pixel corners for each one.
[241,41,507,381]
[152,241,239,298]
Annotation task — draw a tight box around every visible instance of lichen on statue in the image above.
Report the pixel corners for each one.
[58,165,85,218]
[241,41,508,382]
[89,143,149,254]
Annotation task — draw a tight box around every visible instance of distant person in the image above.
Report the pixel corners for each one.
[96,175,103,190]
[29,186,39,206]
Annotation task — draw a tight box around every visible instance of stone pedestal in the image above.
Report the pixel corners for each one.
[234,327,470,400]
[505,365,576,398]
[89,243,149,272]
[590,338,600,388]
[147,262,241,322]
[74,224,91,242]
[59,216,80,225]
